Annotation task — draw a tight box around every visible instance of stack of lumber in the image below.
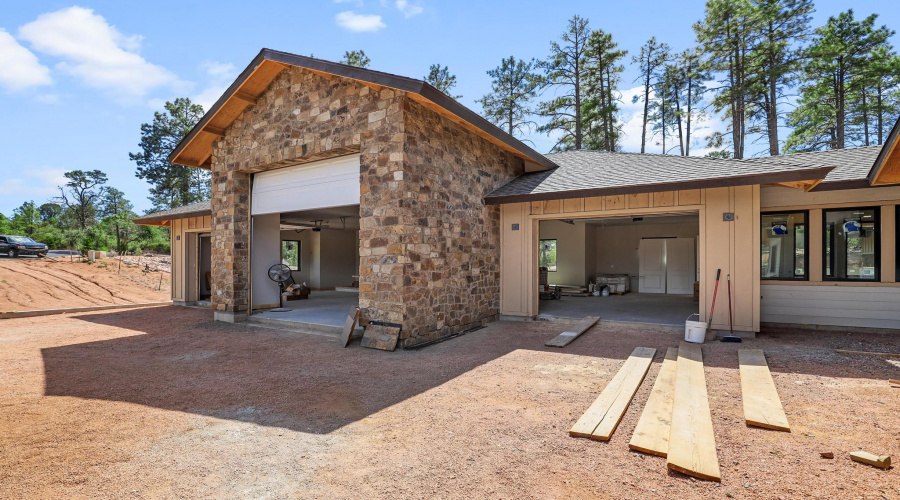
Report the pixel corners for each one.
[569,344,794,482]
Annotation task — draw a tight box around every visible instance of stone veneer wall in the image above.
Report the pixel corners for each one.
[390,99,522,344]
[210,66,523,341]
[210,67,406,319]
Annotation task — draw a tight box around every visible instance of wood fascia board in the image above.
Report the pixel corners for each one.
[203,125,226,137]
[868,117,900,185]
[233,90,258,105]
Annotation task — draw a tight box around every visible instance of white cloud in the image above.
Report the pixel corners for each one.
[0,167,67,199]
[194,61,238,111]
[335,11,386,32]
[0,29,52,91]
[395,0,423,18]
[616,85,726,156]
[17,6,180,99]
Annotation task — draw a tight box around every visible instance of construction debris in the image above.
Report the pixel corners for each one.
[850,451,891,469]
[629,347,678,457]
[360,322,401,351]
[545,316,600,347]
[835,349,900,358]
[738,350,790,432]
[820,452,834,459]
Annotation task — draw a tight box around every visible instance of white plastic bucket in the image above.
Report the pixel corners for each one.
[684,313,707,344]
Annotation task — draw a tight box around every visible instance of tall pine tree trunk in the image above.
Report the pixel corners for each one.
[686,75,692,156]
[765,30,779,157]
[862,92,869,146]
[641,58,651,154]
[876,85,884,145]
[836,67,845,149]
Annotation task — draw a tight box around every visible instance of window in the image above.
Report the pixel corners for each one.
[281,240,300,271]
[823,207,879,281]
[539,239,557,272]
[896,205,899,282]
[761,211,808,280]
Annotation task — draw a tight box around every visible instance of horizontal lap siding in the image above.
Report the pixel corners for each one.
[761,284,900,329]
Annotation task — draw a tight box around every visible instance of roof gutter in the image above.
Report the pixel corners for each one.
[483,166,835,205]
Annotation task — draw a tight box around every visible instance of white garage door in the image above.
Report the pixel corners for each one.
[250,154,360,215]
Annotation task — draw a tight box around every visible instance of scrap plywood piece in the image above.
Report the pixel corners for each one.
[738,350,790,431]
[835,349,900,358]
[667,342,721,482]
[545,316,600,347]
[360,323,400,351]
[850,451,891,469]
[629,347,678,457]
[339,306,360,347]
[570,347,656,441]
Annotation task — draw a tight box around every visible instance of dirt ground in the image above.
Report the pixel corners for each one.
[0,308,898,499]
[0,256,170,311]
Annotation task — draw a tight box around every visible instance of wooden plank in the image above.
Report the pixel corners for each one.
[570,347,656,441]
[339,306,360,347]
[835,349,900,358]
[652,191,675,207]
[889,379,900,386]
[667,342,721,482]
[605,195,625,210]
[738,350,790,431]
[543,199,561,214]
[629,347,678,457]
[562,198,584,213]
[678,189,701,205]
[850,451,891,469]
[627,193,650,209]
[584,196,603,212]
[545,316,600,347]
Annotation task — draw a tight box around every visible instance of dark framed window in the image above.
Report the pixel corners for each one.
[896,205,899,282]
[539,239,557,272]
[761,211,808,280]
[823,207,880,281]
[281,240,300,271]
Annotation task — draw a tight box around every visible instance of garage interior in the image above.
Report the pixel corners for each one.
[537,213,700,326]
[247,154,362,332]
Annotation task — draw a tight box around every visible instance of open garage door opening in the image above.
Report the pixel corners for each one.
[248,154,361,334]
[537,212,700,326]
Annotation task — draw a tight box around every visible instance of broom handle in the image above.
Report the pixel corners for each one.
[707,269,721,328]
[727,274,734,335]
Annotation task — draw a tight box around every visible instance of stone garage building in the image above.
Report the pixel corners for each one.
[137,48,900,343]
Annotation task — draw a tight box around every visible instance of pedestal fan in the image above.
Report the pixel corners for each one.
[267,263,294,312]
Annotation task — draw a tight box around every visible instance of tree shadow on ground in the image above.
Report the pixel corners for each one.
[41,306,899,434]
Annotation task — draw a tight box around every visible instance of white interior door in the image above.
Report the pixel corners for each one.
[665,238,695,294]
[639,239,667,294]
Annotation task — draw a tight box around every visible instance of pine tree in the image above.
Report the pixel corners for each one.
[631,37,670,154]
[424,64,462,99]
[478,57,542,136]
[854,45,900,146]
[678,49,710,156]
[695,0,757,159]
[341,50,370,68]
[537,15,592,151]
[747,0,814,156]
[130,98,209,210]
[582,29,626,151]
[56,170,108,230]
[786,10,895,151]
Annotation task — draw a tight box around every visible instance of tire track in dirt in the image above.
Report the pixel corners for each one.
[0,262,110,307]
[28,264,132,304]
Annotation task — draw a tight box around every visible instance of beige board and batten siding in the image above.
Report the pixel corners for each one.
[500,187,762,333]
[170,215,212,303]
[760,185,899,329]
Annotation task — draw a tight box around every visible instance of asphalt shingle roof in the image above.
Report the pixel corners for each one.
[484,150,836,203]
[741,145,882,183]
[132,200,211,224]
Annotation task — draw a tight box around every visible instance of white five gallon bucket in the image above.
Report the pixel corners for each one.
[684,313,707,344]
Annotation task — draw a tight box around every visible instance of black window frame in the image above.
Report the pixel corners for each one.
[822,206,881,282]
[280,239,301,271]
[896,205,899,282]
[760,210,809,281]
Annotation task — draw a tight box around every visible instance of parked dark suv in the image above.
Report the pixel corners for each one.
[0,235,49,258]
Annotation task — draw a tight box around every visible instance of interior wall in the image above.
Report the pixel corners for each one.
[538,220,587,286]
[592,220,699,291]
[279,228,358,289]
[280,229,312,285]
[251,213,281,308]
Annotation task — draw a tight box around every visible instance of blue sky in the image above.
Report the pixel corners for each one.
[1,0,897,215]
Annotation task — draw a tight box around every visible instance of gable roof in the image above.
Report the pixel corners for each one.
[169,48,557,172]
[133,200,211,226]
[484,151,834,204]
[868,115,900,185]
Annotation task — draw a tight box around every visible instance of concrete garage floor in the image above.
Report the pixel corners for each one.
[251,290,358,333]
[538,293,698,326]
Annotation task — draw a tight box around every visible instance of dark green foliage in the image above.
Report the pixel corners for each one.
[56,170,107,230]
[478,56,542,137]
[130,98,209,210]
[341,50,370,68]
[537,15,592,151]
[424,64,462,99]
[582,29,627,152]
[787,10,896,152]
[632,37,671,154]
